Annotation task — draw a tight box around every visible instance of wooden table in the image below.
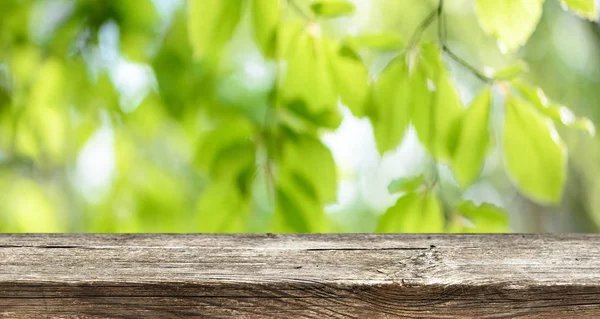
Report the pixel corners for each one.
[1,234,599,318]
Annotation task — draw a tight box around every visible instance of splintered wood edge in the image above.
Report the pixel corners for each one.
[1,234,600,318]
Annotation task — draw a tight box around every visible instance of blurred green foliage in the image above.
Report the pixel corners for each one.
[0,0,598,233]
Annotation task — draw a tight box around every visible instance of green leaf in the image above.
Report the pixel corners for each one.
[451,89,492,188]
[310,0,356,18]
[272,134,336,233]
[560,0,599,21]
[503,97,567,205]
[281,30,338,114]
[450,201,509,233]
[387,174,426,194]
[475,0,544,52]
[377,192,444,233]
[330,45,369,117]
[488,61,529,80]
[367,55,411,155]
[513,81,595,136]
[282,100,343,131]
[196,181,250,232]
[272,183,327,232]
[345,33,404,51]
[411,43,463,160]
[252,0,281,57]
[280,134,338,203]
[195,117,255,175]
[188,0,243,60]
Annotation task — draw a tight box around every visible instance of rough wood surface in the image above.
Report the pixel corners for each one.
[1,234,600,318]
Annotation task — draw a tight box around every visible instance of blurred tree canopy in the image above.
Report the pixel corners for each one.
[0,0,598,232]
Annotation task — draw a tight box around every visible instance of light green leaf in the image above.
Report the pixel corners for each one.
[210,143,256,195]
[195,117,255,174]
[281,30,338,114]
[503,97,567,205]
[377,192,444,233]
[345,33,404,51]
[367,55,411,155]
[411,43,463,160]
[452,89,492,188]
[272,175,328,232]
[196,181,250,232]
[252,0,281,57]
[475,0,544,52]
[330,45,369,117]
[560,0,599,21]
[310,0,356,18]
[387,174,425,194]
[188,0,243,60]
[488,61,529,80]
[513,81,595,136]
[450,201,509,233]
[280,134,337,203]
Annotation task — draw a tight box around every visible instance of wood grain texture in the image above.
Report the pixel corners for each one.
[1,234,600,318]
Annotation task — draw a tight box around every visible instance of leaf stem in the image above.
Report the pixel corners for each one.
[408,9,437,49]
[441,45,494,83]
[435,0,494,83]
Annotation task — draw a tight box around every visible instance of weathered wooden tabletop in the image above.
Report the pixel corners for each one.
[1,234,600,318]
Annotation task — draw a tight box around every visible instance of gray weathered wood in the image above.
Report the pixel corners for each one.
[1,234,600,318]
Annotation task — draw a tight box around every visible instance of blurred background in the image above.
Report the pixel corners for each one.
[0,0,599,232]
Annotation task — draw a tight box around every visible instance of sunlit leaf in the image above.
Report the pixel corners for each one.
[513,81,595,136]
[451,89,492,188]
[368,55,411,155]
[195,117,255,175]
[449,200,509,233]
[272,182,327,232]
[330,45,369,117]
[188,0,243,60]
[503,97,567,205]
[252,0,281,57]
[282,100,343,131]
[196,181,250,232]
[310,0,356,18]
[281,29,338,114]
[411,43,463,160]
[377,192,444,233]
[280,134,337,203]
[1,178,64,232]
[387,174,425,194]
[487,61,529,80]
[560,0,599,21]
[475,0,544,52]
[345,33,404,51]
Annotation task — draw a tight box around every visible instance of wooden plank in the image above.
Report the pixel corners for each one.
[1,234,600,318]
